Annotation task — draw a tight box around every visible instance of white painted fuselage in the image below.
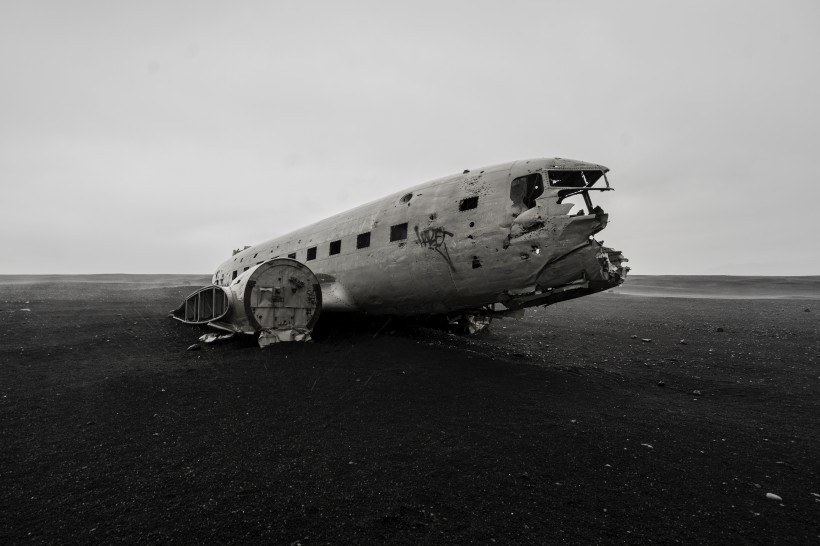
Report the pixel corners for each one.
[213,158,628,317]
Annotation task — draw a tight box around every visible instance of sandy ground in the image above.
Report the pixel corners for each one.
[1,277,818,544]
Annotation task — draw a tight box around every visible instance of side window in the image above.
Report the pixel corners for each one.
[390,223,408,242]
[357,232,371,249]
[459,196,479,211]
[243,267,249,272]
[232,270,237,280]
[287,252,296,259]
[329,240,341,255]
[510,173,544,210]
[307,247,317,261]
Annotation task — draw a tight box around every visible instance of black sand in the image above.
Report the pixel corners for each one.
[1,276,818,543]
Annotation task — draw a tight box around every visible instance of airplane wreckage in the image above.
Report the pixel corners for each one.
[171,158,628,346]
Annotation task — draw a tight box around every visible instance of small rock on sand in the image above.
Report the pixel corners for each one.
[765,492,782,501]
[186,344,201,351]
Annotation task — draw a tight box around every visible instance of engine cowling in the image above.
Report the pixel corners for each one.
[171,258,322,344]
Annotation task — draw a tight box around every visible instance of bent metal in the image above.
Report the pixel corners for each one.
[171,157,629,345]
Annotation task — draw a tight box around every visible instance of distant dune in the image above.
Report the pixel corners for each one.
[2,274,819,300]
[0,275,212,300]
[0,274,212,287]
[612,275,820,299]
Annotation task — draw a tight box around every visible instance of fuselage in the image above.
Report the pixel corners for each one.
[213,158,628,316]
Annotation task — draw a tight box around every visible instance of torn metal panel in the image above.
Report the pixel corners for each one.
[199,332,235,344]
[258,328,312,347]
[501,241,629,310]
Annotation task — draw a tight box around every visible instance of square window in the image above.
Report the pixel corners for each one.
[307,247,317,261]
[390,223,408,242]
[356,232,371,249]
[459,196,479,211]
[329,240,341,255]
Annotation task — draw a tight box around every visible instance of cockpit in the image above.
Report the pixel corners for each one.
[549,169,611,216]
[510,167,612,218]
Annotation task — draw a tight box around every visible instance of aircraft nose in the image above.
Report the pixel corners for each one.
[535,239,628,291]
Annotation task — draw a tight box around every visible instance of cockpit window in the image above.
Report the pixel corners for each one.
[510,173,544,211]
[547,170,604,188]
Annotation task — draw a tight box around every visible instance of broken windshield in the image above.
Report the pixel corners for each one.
[558,191,593,216]
[547,170,605,188]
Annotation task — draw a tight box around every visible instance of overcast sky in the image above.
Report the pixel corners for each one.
[1,1,818,275]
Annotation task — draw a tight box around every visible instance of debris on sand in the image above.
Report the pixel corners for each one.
[259,328,312,347]
[692,390,702,396]
[716,327,725,332]
[641,443,653,449]
[199,333,235,344]
[679,339,688,345]
[641,338,652,343]
[805,308,811,312]
[20,308,31,312]
[186,343,201,351]
[765,492,782,501]
[630,335,637,339]
[657,380,665,387]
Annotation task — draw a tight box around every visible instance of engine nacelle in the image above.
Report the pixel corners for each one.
[171,258,322,344]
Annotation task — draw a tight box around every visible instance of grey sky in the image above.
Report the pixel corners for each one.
[1,1,818,275]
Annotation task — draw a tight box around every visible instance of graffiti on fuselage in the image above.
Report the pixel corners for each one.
[414,225,456,272]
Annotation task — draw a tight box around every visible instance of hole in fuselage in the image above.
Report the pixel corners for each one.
[459,196,478,211]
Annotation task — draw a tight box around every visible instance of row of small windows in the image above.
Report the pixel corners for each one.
[230,195,480,275]
[296,195,478,261]
[291,221,409,263]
